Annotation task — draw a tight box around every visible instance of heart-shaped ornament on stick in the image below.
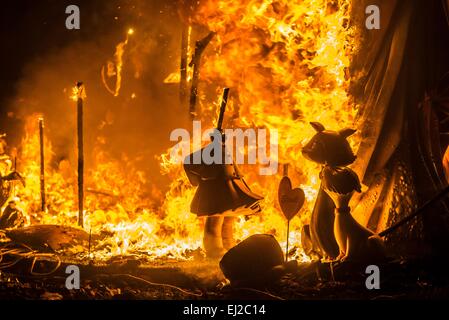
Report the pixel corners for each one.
[278,164,306,261]
[278,177,305,220]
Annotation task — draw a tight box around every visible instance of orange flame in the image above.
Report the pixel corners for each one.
[101,29,134,97]
[189,0,358,260]
[12,0,358,262]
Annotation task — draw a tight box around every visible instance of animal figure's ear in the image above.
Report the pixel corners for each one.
[339,128,356,138]
[310,122,325,132]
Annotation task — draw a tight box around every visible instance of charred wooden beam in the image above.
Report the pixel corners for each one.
[189,31,215,119]
[179,25,189,106]
[76,82,85,228]
[216,87,230,131]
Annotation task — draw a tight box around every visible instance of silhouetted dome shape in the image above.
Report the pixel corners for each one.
[220,234,284,287]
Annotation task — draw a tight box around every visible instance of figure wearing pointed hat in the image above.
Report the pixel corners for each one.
[183,88,263,258]
[184,133,263,258]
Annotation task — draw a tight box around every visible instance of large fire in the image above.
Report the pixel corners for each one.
[6,0,358,262]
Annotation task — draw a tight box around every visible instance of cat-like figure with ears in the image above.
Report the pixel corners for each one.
[302,122,385,262]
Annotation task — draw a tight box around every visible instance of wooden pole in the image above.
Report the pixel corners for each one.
[216,87,230,131]
[76,82,85,228]
[39,118,46,212]
[179,25,189,106]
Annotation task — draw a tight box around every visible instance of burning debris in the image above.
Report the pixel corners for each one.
[5,0,360,263]
[1,0,449,302]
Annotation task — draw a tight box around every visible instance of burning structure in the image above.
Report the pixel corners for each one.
[1,0,449,300]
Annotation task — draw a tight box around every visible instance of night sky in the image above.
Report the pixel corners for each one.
[1,1,131,108]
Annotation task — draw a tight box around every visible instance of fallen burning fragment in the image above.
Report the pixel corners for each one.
[0,200,26,229]
[0,135,27,229]
[5,224,89,252]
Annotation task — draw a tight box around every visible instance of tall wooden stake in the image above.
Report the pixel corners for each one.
[76,82,85,228]
[179,25,189,106]
[39,118,46,212]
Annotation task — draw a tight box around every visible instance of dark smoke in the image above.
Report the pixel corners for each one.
[0,0,191,192]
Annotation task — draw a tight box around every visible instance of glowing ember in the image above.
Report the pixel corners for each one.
[70,83,86,102]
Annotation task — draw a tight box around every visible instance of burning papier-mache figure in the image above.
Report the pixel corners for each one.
[0,134,26,229]
[184,89,263,258]
[302,122,386,263]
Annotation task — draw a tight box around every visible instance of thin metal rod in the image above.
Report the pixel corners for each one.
[88,228,92,260]
[285,220,290,262]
